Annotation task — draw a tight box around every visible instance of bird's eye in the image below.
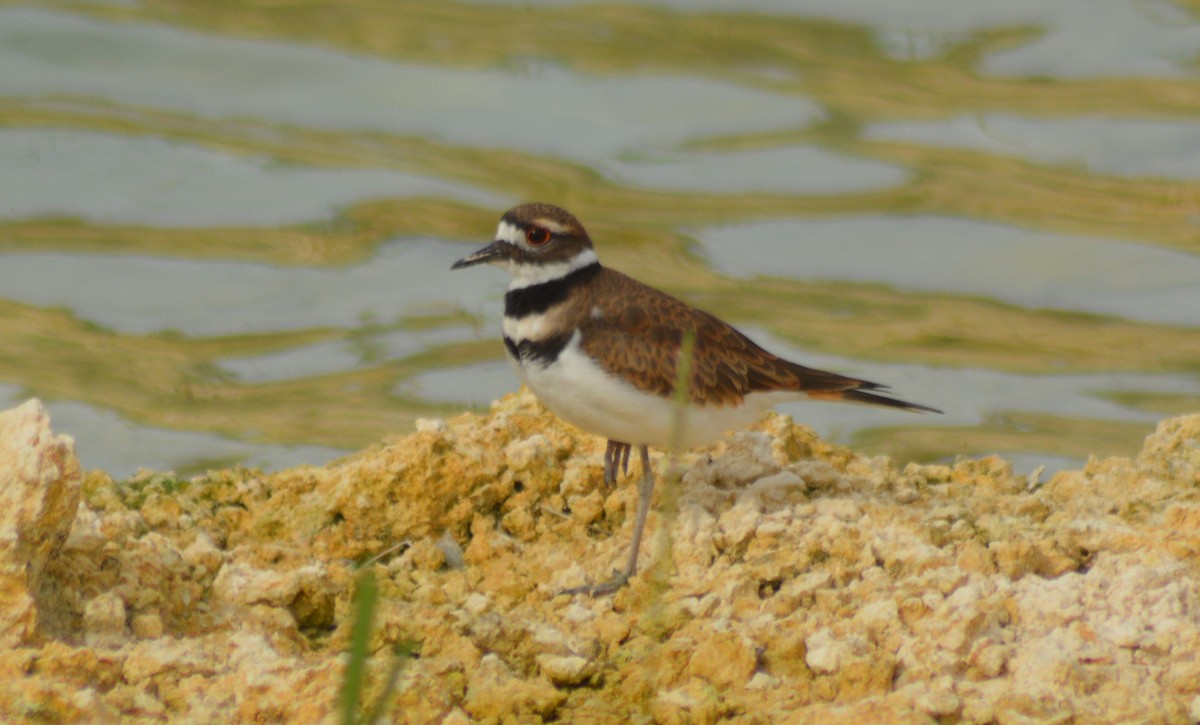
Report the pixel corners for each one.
[525,227,551,246]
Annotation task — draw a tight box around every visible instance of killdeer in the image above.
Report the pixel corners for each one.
[452,203,940,595]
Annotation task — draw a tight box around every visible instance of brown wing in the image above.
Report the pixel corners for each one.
[575,269,874,407]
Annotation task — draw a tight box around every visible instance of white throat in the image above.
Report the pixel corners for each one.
[506,248,598,289]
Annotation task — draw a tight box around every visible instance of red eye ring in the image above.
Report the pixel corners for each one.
[525,227,552,246]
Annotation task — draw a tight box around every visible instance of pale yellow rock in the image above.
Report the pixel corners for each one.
[0,399,81,646]
[464,653,566,720]
[915,675,961,718]
[82,591,127,647]
[536,653,595,685]
[131,612,165,640]
[0,397,1198,722]
[686,627,758,689]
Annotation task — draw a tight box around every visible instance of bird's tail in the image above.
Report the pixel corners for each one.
[806,387,942,414]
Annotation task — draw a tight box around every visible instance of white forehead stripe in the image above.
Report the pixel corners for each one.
[533,217,570,234]
[496,221,522,244]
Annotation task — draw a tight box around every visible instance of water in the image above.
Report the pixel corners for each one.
[1,1,1196,478]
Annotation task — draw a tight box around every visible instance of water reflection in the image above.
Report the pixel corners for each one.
[604,146,909,194]
[0,238,483,335]
[696,216,1200,325]
[463,0,1200,77]
[44,400,350,479]
[220,326,479,383]
[1,7,823,162]
[867,115,1200,181]
[0,0,1196,477]
[401,359,515,409]
[0,128,509,225]
[0,382,348,477]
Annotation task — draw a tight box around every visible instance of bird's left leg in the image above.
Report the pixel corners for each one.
[563,445,654,596]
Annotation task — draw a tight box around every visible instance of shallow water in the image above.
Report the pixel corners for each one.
[696,217,1200,326]
[1,1,1197,477]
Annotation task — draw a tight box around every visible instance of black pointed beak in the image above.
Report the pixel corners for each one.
[451,240,504,270]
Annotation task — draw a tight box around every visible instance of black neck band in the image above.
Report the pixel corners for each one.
[504,262,601,319]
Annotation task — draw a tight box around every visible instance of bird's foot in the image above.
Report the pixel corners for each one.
[603,440,632,487]
[566,445,652,597]
[559,569,631,597]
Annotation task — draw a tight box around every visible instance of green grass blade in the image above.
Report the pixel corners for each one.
[340,570,379,725]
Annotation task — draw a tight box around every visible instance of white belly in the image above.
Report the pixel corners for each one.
[508,333,792,450]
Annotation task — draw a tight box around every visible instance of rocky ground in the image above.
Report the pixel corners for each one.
[1,392,1199,723]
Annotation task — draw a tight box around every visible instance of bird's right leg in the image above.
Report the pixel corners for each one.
[603,440,632,486]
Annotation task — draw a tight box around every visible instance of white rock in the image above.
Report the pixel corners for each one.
[504,434,552,471]
[746,671,777,690]
[717,499,762,548]
[805,628,843,674]
[561,602,595,624]
[536,654,594,685]
[855,598,899,636]
[415,418,448,433]
[463,592,491,616]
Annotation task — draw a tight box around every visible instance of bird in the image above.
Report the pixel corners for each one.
[452,202,940,595]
